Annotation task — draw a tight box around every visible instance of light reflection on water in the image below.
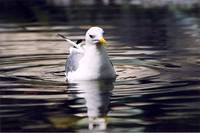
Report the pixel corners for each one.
[67,80,114,131]
[0,5,200,132]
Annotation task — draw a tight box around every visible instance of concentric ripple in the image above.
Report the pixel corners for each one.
[1,6,200,132]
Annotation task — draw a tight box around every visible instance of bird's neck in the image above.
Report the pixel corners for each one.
[84,44,104,51]
[83,45,107,58]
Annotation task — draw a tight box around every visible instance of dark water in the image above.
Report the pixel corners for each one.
[0,4,200,132]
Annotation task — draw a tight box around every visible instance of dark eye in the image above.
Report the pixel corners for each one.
[89,34,95,38]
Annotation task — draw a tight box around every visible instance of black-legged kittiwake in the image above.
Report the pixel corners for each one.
[58,27,116,81]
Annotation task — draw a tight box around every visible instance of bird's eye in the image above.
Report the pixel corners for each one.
[89,34,95,38]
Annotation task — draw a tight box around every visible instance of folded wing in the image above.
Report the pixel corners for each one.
[65,48,84,74]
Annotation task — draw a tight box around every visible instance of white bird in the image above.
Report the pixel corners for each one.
[59,27,116,81]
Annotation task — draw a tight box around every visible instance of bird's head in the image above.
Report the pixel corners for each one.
[85,27,106,46]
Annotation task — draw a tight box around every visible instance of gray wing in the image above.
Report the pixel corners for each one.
[65,50,84,73]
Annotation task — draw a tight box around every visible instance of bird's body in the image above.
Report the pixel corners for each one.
[66,44,116,81]
[61,27,116,81]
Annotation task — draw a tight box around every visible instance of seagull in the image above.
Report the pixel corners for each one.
[58,27,116,81]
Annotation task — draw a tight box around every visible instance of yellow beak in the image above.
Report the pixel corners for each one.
[99,37,106,45]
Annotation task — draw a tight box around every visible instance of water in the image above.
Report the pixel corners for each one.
[0,4,200,132]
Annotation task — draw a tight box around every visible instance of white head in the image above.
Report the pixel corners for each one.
[85,27,106,45]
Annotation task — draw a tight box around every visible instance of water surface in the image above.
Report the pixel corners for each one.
[0,4,200,132]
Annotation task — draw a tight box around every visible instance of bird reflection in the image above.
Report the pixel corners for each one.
[67,80,114,131]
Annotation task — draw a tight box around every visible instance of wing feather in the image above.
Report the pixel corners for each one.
[65,48,84,74]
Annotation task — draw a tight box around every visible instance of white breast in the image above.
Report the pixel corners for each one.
[67,45,116,81]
